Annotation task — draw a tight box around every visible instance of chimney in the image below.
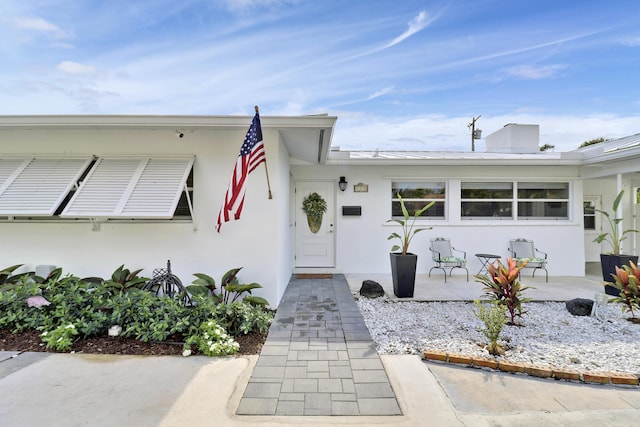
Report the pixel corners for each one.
[485,124,539,153]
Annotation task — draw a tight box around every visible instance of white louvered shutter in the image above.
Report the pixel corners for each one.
[0,158,92,216]
[61,157,194,219]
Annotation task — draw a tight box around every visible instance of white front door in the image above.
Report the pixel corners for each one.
[295,181,335,267]
[584,196,601,262]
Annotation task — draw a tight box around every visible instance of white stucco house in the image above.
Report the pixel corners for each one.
[1,115,639,307]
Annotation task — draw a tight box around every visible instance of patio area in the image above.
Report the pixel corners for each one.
[345,262,606,302]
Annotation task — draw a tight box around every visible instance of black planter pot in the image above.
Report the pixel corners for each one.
[600,254,639,296]
[390,252,417,298]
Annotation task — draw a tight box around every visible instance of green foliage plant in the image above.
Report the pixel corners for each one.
[579,136,611,148]
[609,261,640,318]
[102,265,149,293]
[387,194,435,255]
[473,300,507,355]
[0,263,273,354]
[183,320,239,357]
[40,323,79,351]
[475,258,532,325]
[0,264,34,289]
[593,190,639,255]
[187,268,269,307]
[301,192,327,218]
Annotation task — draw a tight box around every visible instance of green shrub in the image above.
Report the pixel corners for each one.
[0,264,273,354]
[183,320,239,357]
[473,300,507,355]
[40,323,79,352]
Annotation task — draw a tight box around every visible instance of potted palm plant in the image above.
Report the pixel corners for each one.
[594,190,639,295]
[387,194,434,297]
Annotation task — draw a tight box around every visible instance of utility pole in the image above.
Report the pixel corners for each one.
[468,115,481,151]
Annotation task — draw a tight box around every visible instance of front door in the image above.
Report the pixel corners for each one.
[584,196,601,262]
[295,181,335,267]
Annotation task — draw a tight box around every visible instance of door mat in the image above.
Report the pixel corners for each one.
[295,274,333,279]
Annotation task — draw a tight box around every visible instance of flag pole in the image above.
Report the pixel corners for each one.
[256,105,273,199]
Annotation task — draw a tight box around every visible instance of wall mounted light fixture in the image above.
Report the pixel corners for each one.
[338,176,348,191]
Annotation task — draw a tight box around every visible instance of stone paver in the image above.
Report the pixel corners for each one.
[237,275,401,416]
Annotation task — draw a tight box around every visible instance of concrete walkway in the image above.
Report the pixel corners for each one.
[237,275,401,416]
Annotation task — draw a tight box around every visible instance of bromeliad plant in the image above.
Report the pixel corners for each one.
[475,258,532,325]
[609,261,640,319]
[387,194,435,255]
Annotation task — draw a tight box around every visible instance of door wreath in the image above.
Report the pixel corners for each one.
[302,192,327,233]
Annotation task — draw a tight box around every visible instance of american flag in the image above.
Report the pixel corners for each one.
[216,112,265,232]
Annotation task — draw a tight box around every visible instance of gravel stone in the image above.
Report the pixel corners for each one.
[356,296,640,375]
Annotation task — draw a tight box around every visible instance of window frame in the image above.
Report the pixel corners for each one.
[61,156,195,219]
[460,180,571,221]
[391,181,447,220]
[0,156,194,223]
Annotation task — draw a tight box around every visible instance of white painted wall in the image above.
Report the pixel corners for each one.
[485,124,540,153]
[584,178,639,256]
[292,163,586,276]
[1,127,289,307]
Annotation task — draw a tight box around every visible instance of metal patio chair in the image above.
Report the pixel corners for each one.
[429,237,468,282]
[508,238,548,282]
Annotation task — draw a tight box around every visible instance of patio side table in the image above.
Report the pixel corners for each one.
[475,253,501,276]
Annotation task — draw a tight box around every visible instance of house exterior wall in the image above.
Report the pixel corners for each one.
[0,126,289,307]
[584,177,640,256]
[292,163,586,276]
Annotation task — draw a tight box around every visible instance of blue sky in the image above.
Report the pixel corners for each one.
[2,0,640,152]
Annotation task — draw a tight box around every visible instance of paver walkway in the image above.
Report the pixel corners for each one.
[237,274,401,416]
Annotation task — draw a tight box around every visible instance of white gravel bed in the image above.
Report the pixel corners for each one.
[356,296,640,374]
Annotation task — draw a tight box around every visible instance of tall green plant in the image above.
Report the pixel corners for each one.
[593,190,639,255]
[475,258,532,325]
[473,300,507,355]
[387,194,435,255]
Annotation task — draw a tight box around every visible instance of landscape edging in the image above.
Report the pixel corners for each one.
[423,349,640,387]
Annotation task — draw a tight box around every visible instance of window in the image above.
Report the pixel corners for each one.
[61,157,194,219]
[461,181,570,220]
[583,196,600,231]
[0,157,93,216]
[0,156,194,221]
[391,182,446,219]
[461,182,513,219]
[517,182,569,219]
[583,201,596,230]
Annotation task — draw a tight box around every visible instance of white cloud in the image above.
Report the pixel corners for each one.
[383,10,434,49]
[56,61,97,75]
[507,64,566,80]
[366,87,393,101]
[219,0,302,13]
[7,16,71,39]
[619,36,640,47]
